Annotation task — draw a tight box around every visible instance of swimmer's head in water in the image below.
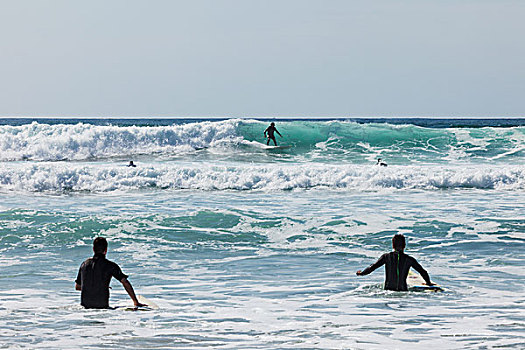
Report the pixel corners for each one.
[392,234,406,251]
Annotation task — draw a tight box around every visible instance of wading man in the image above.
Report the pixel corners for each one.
[356,234,435,291]
[75,237,145,308]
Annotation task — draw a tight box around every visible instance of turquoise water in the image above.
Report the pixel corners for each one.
[0,119,524,349]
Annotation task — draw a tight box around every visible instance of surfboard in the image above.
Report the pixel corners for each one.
[116,295,159,311]
[407,271,443,292]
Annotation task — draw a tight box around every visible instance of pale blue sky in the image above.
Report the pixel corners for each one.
[0,0,524,117]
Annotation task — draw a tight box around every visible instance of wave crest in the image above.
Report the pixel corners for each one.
[1,164,523,192]
[0,120,240,161]
[0,120,524,163]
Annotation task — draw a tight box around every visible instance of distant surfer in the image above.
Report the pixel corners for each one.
[127,161,136,167]
[264,122,282,146]
[75,237,145,308]
[356,234,435,291]
[377,158,387,167]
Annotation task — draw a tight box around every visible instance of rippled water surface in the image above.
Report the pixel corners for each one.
[0,190,523,349]
[0,118,524,349]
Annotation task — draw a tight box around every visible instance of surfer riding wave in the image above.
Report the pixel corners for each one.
[264,122,282,146]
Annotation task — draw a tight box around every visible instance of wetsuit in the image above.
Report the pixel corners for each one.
[360,251,431,291]
[75,253,128,308]
[264,125,282,146]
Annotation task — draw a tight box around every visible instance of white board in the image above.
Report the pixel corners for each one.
[264,145,292,150]
[407,271,443,292]
[116,295,159,311]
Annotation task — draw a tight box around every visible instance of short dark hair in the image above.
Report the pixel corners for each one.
[93,237,108,254]
[392,234,406,250]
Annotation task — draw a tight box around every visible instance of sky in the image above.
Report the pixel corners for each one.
[0,0,524,118]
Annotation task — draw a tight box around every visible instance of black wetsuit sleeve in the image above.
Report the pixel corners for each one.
[410,258,431,285]
[75,267,81,285]
[111,262,129,282]
[360,254,386,275]
[275,129,282,136]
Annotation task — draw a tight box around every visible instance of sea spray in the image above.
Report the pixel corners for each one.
[0,163,523,192]
[0,119,523,163]
[0,120,241,161]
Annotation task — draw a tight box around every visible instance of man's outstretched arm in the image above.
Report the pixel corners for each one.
[356,254,386,276]
[120,278,146,307]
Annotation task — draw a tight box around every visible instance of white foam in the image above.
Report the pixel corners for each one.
[0,120,241,161]
[0,163,523,193]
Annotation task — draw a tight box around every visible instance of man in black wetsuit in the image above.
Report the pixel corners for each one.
[264,122,282,146]
[356,234,434,291]
[75,237,145,308]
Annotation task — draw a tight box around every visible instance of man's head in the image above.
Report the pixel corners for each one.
[93,237,108,255]
[271,122,275,126]
[392,234,406,251]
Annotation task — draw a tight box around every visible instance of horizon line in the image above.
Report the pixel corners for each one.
[1,115,524,120]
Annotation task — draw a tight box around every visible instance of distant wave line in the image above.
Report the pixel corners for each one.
[0,163,523,193]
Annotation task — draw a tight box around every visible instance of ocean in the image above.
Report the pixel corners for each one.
[0,118,524,349]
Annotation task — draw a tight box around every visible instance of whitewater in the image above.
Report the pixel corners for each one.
[0,118,524,349]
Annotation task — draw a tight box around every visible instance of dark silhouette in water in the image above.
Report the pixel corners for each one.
[264,122,282,146]
[75,237,145,308]
[128,161,136,167]
[356,234,435,291]
[377,158,387,167]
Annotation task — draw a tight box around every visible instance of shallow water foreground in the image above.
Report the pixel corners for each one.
[0,189,523,349]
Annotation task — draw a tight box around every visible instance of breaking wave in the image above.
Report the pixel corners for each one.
[0,120,240,161]
[0,119,524,163]
[0,163,523,193]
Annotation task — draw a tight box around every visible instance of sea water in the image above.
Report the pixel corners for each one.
[0,118,523,349]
